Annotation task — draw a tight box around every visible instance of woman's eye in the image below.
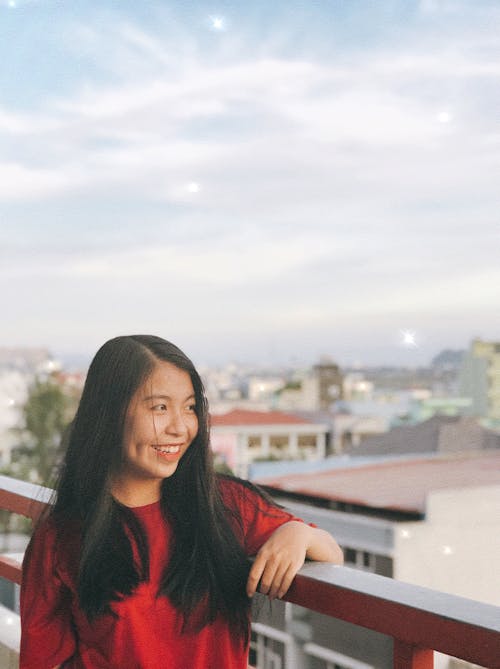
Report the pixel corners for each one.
[152,404,167,411]
[187,404,197,412]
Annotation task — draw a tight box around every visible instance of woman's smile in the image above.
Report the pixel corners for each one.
[152,443,182,454]
[112,360,199,504]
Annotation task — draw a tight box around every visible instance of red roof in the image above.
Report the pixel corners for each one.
[256,452,500,514]
[210,409,312,427]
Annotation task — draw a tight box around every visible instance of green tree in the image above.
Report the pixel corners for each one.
[7,376,76,486]
[213,456,234,476]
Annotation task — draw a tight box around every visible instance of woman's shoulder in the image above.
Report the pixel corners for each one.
[24,511,81,569]
[216,474,302,556]
[32,510,81,536]
[217,474,278,514]
[217,474,261,500]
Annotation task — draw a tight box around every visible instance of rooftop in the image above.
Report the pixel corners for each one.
[210,408,313,426]
[344,415,500,456]
[256,451,500,515]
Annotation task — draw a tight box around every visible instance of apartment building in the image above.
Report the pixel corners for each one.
[460,338,500,424]
[210,409,330,478]
[250,451,500,669]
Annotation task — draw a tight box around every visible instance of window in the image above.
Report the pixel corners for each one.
[269,435,289,452]
[309,660,351,669]
[249,631,285,669]
[248,435,262,450]
[341,547,377,573]
[304,642,374,669]
[344,548,356,564]
[298,434,318,457]
[362,551,372,569]
[298,434,317,448]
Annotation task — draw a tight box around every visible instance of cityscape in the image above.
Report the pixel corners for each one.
[1,0,499,667]
[0,336,499,668]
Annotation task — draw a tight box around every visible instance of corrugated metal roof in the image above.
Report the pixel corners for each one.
[256,452,500,514]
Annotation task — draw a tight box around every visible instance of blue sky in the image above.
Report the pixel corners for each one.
[1,0,499,366]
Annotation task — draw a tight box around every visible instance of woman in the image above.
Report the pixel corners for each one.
[20,335,343,669]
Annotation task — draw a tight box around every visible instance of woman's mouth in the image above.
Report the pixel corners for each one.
[152,444,181,455]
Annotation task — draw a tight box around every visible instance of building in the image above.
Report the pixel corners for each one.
[331,413,389,453]
[342,414,500,457]
[275,359,343,413]
[460,338,500,424]
[0,370,27,467]
[404,396,474,424]
[313,358,343,410]
[248,377,289,403]
[250,452,500,669]
[0,349,54,374]
[342,373,374,402]
[210,409,330,477]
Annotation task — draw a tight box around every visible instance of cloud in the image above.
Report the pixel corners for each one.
[0,162,81,200]
[1,4,499,360]
[1,11,498,207]
[0,229,357,283]
[418,0,469,15]
[0,108,58,134]
[1,45,495,194]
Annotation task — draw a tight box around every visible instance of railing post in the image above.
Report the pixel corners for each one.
[393,640,433,669]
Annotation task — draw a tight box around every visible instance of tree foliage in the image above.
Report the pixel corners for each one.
[7,376,77,486]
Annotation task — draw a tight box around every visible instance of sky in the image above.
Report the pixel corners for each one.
[0,0,499,367]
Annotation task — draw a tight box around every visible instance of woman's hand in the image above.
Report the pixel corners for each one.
[246,521,343,600]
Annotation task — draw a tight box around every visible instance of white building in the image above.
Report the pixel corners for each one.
[0,371,28,467]
[250,451,500,669]
[275,360,343,413]
[248,377,288,403]
[460,338,500,424]
[210,409,330,478]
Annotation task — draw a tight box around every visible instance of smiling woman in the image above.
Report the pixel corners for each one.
[112,361,199,506]
[19,334,343,669]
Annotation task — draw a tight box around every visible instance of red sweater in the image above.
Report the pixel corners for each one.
[20,479,302,669]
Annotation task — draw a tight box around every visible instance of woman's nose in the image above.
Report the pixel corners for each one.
[165,409,187,435]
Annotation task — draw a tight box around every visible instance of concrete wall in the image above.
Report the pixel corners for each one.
[0,604,19,669]
[394,485,500,606]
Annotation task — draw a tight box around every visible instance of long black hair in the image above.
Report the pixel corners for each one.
[52,335,252,639]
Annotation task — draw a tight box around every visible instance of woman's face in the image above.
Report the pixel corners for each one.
[115,361,199,502]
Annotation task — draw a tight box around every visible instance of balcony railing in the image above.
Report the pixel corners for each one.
[0,474,499,669]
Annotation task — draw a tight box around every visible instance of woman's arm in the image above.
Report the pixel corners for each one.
[20,520,77,669]
[246,521,343,600]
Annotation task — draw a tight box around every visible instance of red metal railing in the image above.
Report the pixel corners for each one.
[1,475,499,669]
